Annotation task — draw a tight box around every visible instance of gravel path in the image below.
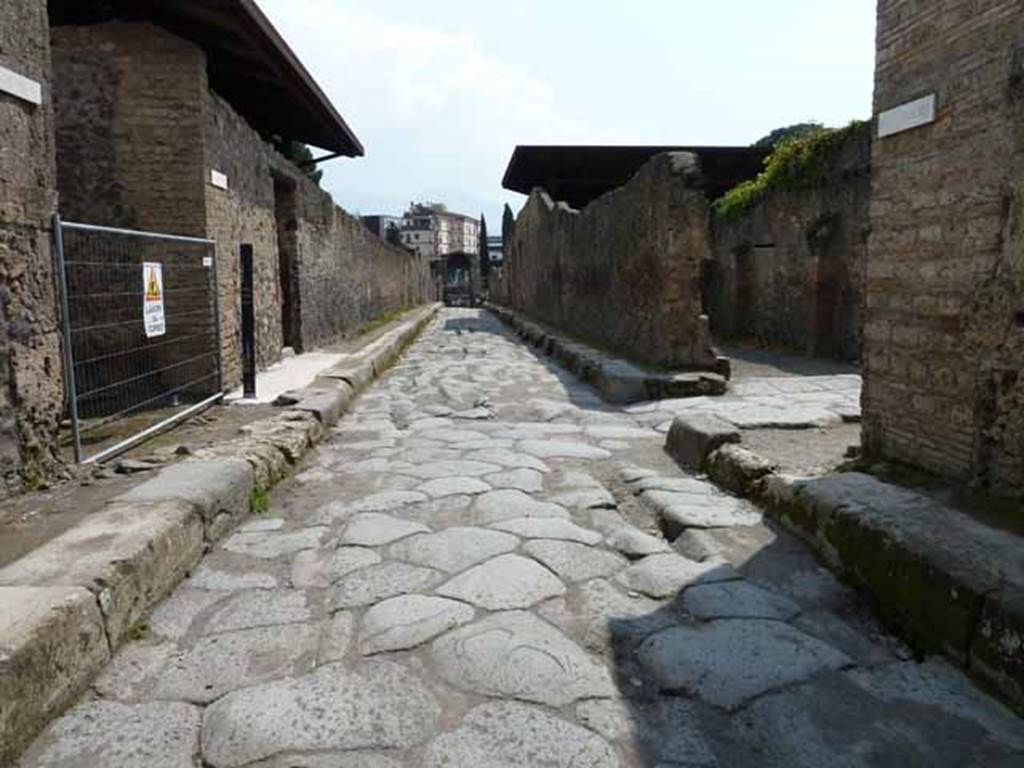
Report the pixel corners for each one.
[19,309,1023,767]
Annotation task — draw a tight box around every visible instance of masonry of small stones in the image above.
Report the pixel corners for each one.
[865,0,1023,497]
[0,0,63,493]
[50,21,429,391]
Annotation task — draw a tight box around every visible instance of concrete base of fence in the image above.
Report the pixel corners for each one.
[0,302,440,765]
[678,435,1024,714]
[487,304,728,403]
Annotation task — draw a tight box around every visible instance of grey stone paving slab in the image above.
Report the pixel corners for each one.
[629,475,719,495]
[317,611,356,664]
[201,660,442,767]
[584,425,658,440]
[342,491,430,515]
[201,589,312,635]
[484,468,545,493]
[19,700,201,768]
[472,489,570,524]
[92,640,178,702]
[290,546,381,588]
[431,611,615,706]
[616,553,741,598]
[490,517,603,545]
[519,439,612,459]
[424,701,619,767]
[549,487,616,510]
[642,490,763,532]
[154,622,319,703]
[339,513,430,546]
[524,539,627,582]
[188,563,279,591]
[683,580,802,621]
[638,619,851,709]
[436,553,567,609]
[221,527,328,559]
[148,588,229,640]
[405,460,503,479]
[247,752,405,768]
[330,561,443,609]
[359,595,475,655]
[416,476,492,497]
[603,527,673,558]
[385,527,519,573]
[466,448,551,472]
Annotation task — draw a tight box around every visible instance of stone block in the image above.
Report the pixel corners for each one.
[0,586,110,765]
[275,383,353,426]
[0,500,203,647]
[705,443,778,496]
[971,585,1024,710]
[665,413,741,469]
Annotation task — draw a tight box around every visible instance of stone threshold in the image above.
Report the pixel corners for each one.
[487,304,729,404]
[0,303,441,765]
[661,413,1024,714]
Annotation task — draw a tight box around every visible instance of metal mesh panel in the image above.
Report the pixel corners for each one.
[56,221,222,462]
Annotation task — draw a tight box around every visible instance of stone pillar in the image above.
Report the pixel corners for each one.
[0,0,63,493]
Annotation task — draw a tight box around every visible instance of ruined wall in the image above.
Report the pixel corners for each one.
[50,23,207,236]
[866,0,1024,496]
[203,92,282,385]
[0,0,62,492]
[506,152,719,370]
[710,126,870,360]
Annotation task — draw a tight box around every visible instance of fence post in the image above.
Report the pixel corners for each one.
[240,244,256,399]
[52,214,83,463]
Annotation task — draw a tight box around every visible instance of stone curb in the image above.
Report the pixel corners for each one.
[486,303,728,403]
[0,302,441,764]
[679,437,1024,713]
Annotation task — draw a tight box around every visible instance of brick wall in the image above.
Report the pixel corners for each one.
[0,0,62,492]
[51,23,207,236]
[505,152,719,370]
[710,125,870,360]
[866,0,1024,496]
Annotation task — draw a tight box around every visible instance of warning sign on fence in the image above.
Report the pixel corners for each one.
[143,262,166,338]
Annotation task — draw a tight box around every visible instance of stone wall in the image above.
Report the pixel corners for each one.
[866,0,1024,496]
[505,152,719,370]
[710,125,870,360]
[0,0,62,492]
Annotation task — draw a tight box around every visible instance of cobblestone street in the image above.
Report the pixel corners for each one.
[19,310,1023,767]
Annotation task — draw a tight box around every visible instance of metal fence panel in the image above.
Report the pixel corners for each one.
[54,218,223,463]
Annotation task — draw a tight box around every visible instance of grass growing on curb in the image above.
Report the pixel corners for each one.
[128,620,150,641]
[714,120,869,221]
[250,487,271,515]
[357,309,407,338]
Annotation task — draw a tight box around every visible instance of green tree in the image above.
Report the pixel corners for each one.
[502,203,515,249]
[478,214,491,280]
[753,122,824,150]
[275,139,323,184]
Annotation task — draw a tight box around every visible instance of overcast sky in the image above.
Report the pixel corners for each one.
[256,0,877,230]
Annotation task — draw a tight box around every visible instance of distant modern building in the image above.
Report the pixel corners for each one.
[400,204,480,261]
[486,235,504,266]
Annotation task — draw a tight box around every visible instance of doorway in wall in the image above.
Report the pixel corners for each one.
[273,175,300,352]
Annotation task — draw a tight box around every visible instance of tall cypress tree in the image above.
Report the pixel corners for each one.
[502,204,515,255]
[478,214,491,280]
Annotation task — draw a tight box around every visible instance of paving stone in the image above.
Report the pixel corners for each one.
[201,660,442,767]
[638,620,851,709]
[629,476,719,495]
[619,465,659,483]
[200,589,312,635]
[549,487,616,509]
[290,547,381,588]
[385,527,519,573]
[331,562,444,609]
[359,595,475,654]
[154,622,319,703]
[340,513,430,547]
[92,640,178,702]
[246,752,404,768]
[683,580,802,621]
[490,517,603,545]
[604,527,672,558]
[437,554,567,609]
[430,611,614,706]
[405,460,503,479]
[519,439,612,459]
[424,701,619,767]
[472,489,570,524]
[584,425,658,440]
[19,700,200,768]
[484,468,544,493]
[340,491,430,516]
[317,611,356,664]
[148,588,229,640]
[524,539,627,582]
[466,448,551,472]
[416,476,492,498]
[221,527,328,560]
[418,427,490,443]
[188,563,279,591]
[641,490,763,533]
[238,518,286,533]
[616,554,741,598]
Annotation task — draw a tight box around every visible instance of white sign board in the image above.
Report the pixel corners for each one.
[210,169,229,190]
[878,94,937,139]
[143,262,166,338]
[0,64,42,106]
